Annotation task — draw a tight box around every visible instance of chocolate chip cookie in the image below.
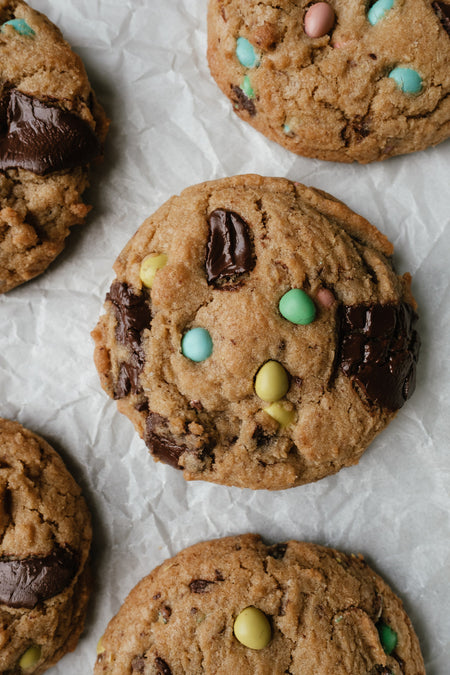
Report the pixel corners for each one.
[0,418,92,674]
[92,175,420,490]
[94,534,425,674]
[207,0,450,163]
[0,0,109,293]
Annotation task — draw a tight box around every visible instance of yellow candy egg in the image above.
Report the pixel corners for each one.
[96,637,105,655]
[19,645,41,669]
[233,606,272,649]
[139,253,167,288]
[254,360,289,402]
[263,402,295,427]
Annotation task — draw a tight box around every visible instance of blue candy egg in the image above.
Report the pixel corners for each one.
[236,37,259,68]
[1,18,35,36]
[388,67,422,94]
[368,0,394,26]
[181,327,213,362]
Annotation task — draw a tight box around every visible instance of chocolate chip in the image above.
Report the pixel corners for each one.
[189,579,214,593]
[0,546,78,609]
[338,302,420,411]
[155,657,172,675]
[230,85,256,116]
[267,543,287,560]
[432,1,450,36]
[145,413,186,470]
[206,209,255,286]
[0,89,101,175]
[160,605,171,622]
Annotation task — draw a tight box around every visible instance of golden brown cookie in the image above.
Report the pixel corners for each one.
[94,534,425,675]
[207,0,450,162]
[0,418,92,674]
[0,0,109,293]
[92,175,420,490]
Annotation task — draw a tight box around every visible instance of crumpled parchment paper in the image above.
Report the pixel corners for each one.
[1,1,449,672]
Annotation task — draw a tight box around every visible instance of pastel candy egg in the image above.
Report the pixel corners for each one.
[377,622,398,655]
[1,18,35,36]
[263,402,295,427]
[254,360,289,402]
[279,288,316,325]
[388,67,422,94]
[304,3,336,38]
[181,327,213,362]
[233,606,272,649]
[368,0,394,26]
[19,645,41,669]
[241,75,255,99]
[97,637,105,655]
[139,253,167,288]
[236,37,259,68]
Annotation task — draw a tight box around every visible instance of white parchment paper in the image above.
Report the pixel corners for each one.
[1,1,449,672]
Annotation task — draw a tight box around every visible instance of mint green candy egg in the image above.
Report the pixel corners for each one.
[388,67,422,94]
[377,622,398,655]
[279,289,316,325]
[236,37,259,68]
[181,327,213,362]
[368,0,394,25]
[241,75,255,99]
[1,18,35,36]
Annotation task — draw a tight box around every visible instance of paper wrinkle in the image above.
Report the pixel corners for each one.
[0,0,449,672]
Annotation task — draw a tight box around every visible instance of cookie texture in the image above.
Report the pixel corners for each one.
[94,534,425,674]
[207,0,450,162]
[0,418,92,674]
[0,0,109,293]
[92,175,420,490]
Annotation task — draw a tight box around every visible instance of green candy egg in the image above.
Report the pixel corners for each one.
[1,18,35,36]
[236,37,259,68]
[388,67,422,94]
[279,288,316,325]
[377,622,398,655]
[241,75,255,99]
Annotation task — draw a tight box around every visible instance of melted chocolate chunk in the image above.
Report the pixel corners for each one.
[339,302,420,411]
[206,209,255,286]
[155,657,172,675]
[267,543,287,560]
[0,546,78,609]
[145,413,187,470]
[189,579,214,593]
[107,281,152,398]
[433,1,450,35]
[230,85,256,116]
[0,89,101,175]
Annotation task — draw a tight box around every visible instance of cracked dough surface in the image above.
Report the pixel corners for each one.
[0,418,92,675]
[92,175,419,490]
[207,0,450,163]
[0,0,108,293]
[94,533,425,675]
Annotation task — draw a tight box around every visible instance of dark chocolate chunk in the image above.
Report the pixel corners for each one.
[230,85,256,116]
[145,413,187,470]
[0,89,101,175]
[155,657,172,675]
[159,605,172,622]
[338,302,420,411]
[432,1,450,35]
[189,579,214,593]
[267,543,287,560]
[206,209,255,286]
[0,546,78,609]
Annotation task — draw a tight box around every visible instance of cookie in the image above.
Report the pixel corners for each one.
[94,534,425,674]
[92,175,420,490]
[0,0,109,293]
[0,418,92,674]
[207,0,450,163]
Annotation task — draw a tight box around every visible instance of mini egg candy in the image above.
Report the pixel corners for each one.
[139,253,167,288]
[181,327,213,362]
[1,18,35,36]
[236,37,259,68]
[304,3,336,38]
[254,360,289,402]
[19,645,41,669]
[279,288,316,325]
[388,67,422,94]
[241,75,255,99]
[263,402,295,427]
[233,606,272,649]
[96,637,105,655]
[377,622,398,655]
[368,0,394,26]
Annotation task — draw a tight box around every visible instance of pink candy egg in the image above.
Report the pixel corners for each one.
[304,2,336,38]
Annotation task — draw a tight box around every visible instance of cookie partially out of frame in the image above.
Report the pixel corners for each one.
[0,0,108,293]
[92,175,420,490]
[0,418,92,674]
[94,534,425,675]
[207,0,450,163]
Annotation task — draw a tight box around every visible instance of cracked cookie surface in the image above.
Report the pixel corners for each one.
[94,533,425,675]
[92,175,420,490]
[207,0,450,162]
[0,418,92,674]
[0,0,108,293]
